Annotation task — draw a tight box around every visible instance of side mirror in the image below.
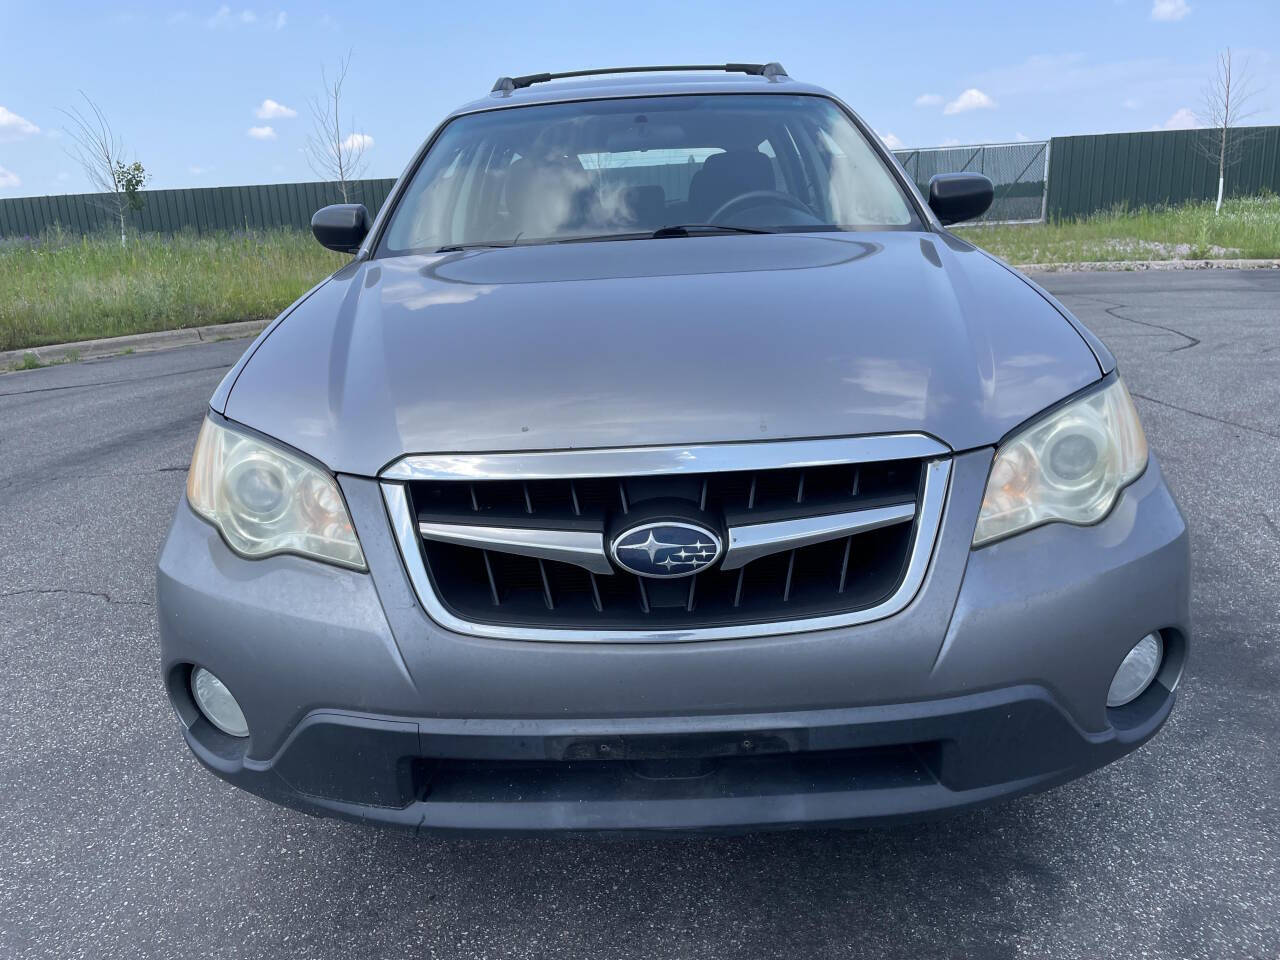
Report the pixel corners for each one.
[311,203,370,253]
[927,173,994,226]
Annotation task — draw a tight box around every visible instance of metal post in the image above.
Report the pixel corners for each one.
[1040,140,1052,223]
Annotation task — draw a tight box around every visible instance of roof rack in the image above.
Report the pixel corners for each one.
[490,63,788,96]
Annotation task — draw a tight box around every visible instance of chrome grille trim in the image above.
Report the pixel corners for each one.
[379,433,949,481]
[381,442,953,644]
[417,521,613,575]
[721,501,917,571]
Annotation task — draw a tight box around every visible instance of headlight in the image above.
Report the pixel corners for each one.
[186,417,366,570]
[973,378,1148,546]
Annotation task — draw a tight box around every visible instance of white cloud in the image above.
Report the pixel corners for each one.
[189,164,212,175]
[913,93,943,108]
[940,138,963,147]
[1162,107,1199,129]
[1123,97,1142,110]
[342,132,373,151]
[1150,0,1190,21]
[0,165,20,189]
[943,88,996,115]
[878,131,906,149]
[255,98,296,119]
[207,6,260,27]
[247,125,277,140]
[0,105,40,139]
[1014,131,1030,142]
[274,10,287,29]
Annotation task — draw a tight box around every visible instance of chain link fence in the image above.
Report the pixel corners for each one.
[893,141,1050,224]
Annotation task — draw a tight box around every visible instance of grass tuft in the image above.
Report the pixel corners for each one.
[12,352,45,371]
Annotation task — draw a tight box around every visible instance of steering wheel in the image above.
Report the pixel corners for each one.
[708,189,816,224]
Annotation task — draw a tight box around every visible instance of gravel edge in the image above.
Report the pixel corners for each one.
[1016,257,1280,273]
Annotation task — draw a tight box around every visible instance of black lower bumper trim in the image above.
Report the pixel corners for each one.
[180,681,1176,834]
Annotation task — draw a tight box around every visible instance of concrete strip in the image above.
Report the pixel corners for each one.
[1,318,271,372]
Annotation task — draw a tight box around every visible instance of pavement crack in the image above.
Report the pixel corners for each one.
[7,465,191,488]
[1102,302,1201,352]
[0,361,233,398]
[1130,391,1280,441]
[0,587,153,607]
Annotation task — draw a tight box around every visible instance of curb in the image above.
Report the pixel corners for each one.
[1,319,271,373]
[1015,257,1280,273]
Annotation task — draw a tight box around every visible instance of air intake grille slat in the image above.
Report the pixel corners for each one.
[482,550,500,606]
[537,559,554,610]
[406,457,926,631]
[588,571,602,612]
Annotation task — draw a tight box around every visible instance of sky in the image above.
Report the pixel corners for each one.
[1,0,1277,197]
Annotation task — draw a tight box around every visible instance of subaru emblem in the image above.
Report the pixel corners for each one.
[609,521,723,579]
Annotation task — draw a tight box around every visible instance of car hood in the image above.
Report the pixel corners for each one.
[222,232,1101,475]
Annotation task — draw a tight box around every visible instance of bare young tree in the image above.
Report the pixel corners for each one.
[305,52,369,203]
[60,92,149,245]
[1197,49,1261,214]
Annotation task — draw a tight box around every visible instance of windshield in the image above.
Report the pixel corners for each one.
[379,94,919,254]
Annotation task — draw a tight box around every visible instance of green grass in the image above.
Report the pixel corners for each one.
[0,228,346,352]
[960,194,1280,265]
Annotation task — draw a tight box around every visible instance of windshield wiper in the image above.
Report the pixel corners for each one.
[434,241,519,253]
[651,224,775,238]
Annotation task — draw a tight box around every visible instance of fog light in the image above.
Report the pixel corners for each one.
[191,668,249,737]
[1107,633,1163,707]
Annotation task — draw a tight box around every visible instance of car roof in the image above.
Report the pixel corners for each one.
[447,72,837,118]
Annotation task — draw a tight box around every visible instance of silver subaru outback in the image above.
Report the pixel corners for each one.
[157,64,1190,833]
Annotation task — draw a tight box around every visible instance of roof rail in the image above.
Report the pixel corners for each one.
[490,62,788,96]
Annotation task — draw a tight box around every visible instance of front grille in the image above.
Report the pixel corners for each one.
[403,457,931,631]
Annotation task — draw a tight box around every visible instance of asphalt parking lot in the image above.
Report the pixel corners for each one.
[1,269,1278,960]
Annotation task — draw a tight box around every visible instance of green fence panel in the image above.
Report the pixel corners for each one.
[1046,125,1280,220]
[0,177,399,239]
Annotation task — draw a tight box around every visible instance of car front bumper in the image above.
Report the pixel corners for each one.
[156,449,1191,834]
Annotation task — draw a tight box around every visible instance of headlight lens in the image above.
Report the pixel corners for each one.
[186,417,366,570]
[973,378,1148,546]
